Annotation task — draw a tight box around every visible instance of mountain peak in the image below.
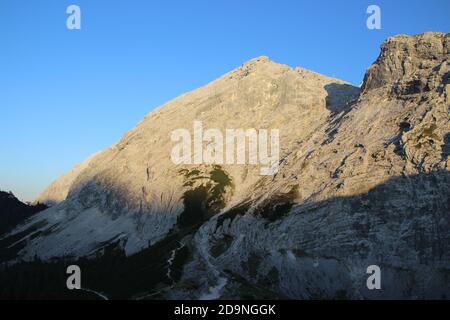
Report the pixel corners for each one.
[223,55,286,81]
[361,32,449,95]
[245,55,271,64]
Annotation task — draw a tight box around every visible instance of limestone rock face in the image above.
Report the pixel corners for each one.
[361,32,449,96]
[2,33,449,299]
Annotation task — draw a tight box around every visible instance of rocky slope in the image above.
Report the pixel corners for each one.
[1,32,449,299]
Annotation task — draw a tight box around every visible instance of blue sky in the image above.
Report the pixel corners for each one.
[1,0,449,202]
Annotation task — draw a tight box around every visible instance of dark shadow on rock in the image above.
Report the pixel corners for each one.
[214,170,450,299]
[1,170,449,299]
[223,171,450,266]
[0,191,48,236]
[321,83,360,145]
[324,83,360,114]
[442,132,450,161]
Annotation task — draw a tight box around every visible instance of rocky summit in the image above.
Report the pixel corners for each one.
[1,32,449,299]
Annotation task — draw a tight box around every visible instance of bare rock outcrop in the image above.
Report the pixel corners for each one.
[361,32,449,96]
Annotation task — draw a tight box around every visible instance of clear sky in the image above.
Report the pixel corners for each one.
[1,0,449,202]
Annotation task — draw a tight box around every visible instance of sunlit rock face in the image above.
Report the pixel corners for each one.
[2,32,449,299]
